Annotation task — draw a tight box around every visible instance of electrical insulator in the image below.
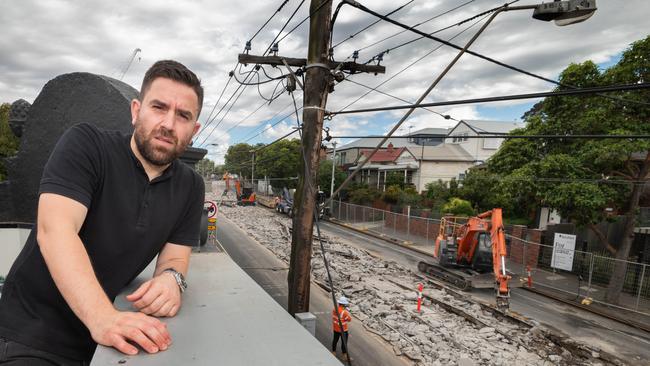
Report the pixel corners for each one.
[271,43,279,55]
[286,74,296,92]
[245,40,252,53]
[332,70,345,83]
[376,52,384,63]
[352,50,359,62]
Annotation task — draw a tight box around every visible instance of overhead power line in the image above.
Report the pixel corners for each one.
[327,83,650,116]
[330,0,415,50]
[331,134,650,139]
[343,0,650,107]
[358,0,478,59]
[329,10,488,119]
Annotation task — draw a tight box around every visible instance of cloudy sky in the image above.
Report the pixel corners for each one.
[1,0,647,163]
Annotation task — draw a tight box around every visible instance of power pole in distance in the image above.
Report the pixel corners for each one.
[239,0,385,315]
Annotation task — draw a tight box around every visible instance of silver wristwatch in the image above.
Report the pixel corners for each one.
[163,268,187,293]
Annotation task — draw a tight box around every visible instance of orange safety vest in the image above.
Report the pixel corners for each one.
[332,305,352,333]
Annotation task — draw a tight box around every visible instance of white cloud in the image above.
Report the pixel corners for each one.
[1,0,647,154]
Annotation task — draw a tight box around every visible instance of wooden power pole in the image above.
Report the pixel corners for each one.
[239,0,384,315]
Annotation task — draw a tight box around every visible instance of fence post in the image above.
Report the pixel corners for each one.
[338,199,342,220]
[346,202,349,222]
[393,211,397,235]
[587,254,594,297]
[407,205,411,241]
[382,209,385,235]
[426,218,430,244]
[523,240,528,275]
[636,264,646,310]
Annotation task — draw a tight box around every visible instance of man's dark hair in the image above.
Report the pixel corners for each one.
[139,60,204,118]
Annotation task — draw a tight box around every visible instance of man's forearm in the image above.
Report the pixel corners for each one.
[38,231,115,329]
[153,243,192,277]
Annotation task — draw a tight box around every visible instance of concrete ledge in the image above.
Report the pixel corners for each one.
[0,226,32,277]
[91,252,340,365]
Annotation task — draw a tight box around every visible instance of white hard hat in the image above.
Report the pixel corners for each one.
[337,296,349,305]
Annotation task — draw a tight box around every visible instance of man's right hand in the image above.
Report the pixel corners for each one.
[89,309,172,355]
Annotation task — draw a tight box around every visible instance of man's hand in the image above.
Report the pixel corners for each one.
[89,309,171,355]
[126,273,181,317]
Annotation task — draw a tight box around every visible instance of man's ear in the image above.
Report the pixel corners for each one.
[130,99,141,126]
[192,122,201,137]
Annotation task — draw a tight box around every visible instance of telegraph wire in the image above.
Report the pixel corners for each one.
[343,78,458,121]
[344,0,650,107]
[327,83,650,117]
[357,0,478,58]
[330,11,488,118]
[330,0,415,50]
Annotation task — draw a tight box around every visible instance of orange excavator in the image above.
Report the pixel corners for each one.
[222,172,256,206]
[418,208,511,310]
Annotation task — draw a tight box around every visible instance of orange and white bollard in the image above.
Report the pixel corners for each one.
[417,283,423,313]
[526,265,533,288]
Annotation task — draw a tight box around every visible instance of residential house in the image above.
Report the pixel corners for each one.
[445,120,524,163]
[347,143,418,189]
[329,121,523,193]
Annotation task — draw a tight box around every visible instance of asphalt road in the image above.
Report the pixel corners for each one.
[319,220,650,365]
[216,216,411,366]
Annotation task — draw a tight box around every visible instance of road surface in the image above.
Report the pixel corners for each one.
[216,216,411,366]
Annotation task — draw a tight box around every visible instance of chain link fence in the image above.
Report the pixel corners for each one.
[330,201,650,318]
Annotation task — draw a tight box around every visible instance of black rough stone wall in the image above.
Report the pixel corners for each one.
[2,73,138,223]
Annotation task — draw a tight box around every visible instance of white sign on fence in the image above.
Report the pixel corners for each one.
[552,233,576,271]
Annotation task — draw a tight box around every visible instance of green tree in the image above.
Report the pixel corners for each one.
[487,36,650,304]
[255,139,301,189]
[0,103,19,181]
[224,143,254,178]
[398,186,422,207]
[458,167,511,214]
[318,159,346,196]
[381,185,401,204]
[385,171,405,189]
[441,197,475,217]
[196,158,216,178]
[349,186,380,205]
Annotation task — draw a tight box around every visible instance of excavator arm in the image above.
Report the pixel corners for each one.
[481,208,511,310]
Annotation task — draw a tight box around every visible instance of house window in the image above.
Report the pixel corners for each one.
[482,137,503,149]
[452,133,468,143]
[339,152,346,164]
[458,173,466,181]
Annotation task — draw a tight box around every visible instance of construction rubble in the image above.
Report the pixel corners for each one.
[217,204,620,366]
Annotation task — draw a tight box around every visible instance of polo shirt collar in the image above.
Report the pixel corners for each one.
[126,134,176,183]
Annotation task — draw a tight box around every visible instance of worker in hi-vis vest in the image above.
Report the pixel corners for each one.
[331,296,352,357]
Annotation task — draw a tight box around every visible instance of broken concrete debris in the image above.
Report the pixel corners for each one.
[217,204,617,366]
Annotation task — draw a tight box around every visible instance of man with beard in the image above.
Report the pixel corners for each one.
[0,60,205,365]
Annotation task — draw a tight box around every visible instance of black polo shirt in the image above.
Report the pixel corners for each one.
[0,123,204,361]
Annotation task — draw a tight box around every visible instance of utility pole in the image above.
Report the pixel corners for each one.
[238,0,385,316]
[286,0,333,316]
[329,141,337,215]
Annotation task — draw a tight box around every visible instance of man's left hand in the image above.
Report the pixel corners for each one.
[126,273,181,317]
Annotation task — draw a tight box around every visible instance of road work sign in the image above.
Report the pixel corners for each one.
[551,233,576,271]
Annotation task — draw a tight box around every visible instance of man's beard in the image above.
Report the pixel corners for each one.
[133,120,190,167]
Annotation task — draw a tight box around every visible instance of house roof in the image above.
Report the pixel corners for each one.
[358,146,406,163]
[336,137,420,150]
[448,120,524,135]
[408,127,450,136]
[405,144,475,161]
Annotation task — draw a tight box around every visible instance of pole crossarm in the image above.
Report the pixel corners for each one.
[238,53,386,74]
[326,83,650,116]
